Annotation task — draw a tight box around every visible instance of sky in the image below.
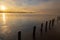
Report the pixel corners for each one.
[0,0,60,12]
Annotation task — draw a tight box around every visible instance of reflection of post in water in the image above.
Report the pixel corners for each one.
[45,21,48,32]
[33,26,36,40]
[18,31,21,40]
[49,20,51,30]
[0,37,4,40]
[40,23,43,32]
[52,19,55,28]
[40,31,43,40]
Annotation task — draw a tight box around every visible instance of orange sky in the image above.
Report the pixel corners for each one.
[0,0,60,12]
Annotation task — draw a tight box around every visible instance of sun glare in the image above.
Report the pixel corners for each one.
[0,5,6,11]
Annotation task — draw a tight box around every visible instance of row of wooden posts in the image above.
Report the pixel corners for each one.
[18,19,55,40]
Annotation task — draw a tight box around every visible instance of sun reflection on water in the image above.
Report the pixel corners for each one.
[0,25,11,36]
[2,13,6,25]
[1,13,11,35]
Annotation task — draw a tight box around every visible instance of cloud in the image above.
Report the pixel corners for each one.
[1,0,49,6]
[0,0,60,12]
[30,1,60,11]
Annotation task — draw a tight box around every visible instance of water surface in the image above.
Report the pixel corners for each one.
[0,13,57,40]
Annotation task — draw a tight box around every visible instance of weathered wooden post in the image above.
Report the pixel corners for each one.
[40,23,43,32]
[49,20,51,30]
[45,21,48,32]
[52,19,55,28]
[18,31,21,40]
[33,26,36,40]
[40,23,44,40]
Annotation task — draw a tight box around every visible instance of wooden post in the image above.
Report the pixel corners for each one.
[45,21,48,32]
[52,19,55,28]
[40,23,43,32]
[18,31,21,40]
[49,20,51,30]
[33,26,36,40]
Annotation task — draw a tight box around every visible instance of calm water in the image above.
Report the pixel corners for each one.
[0,13,57,40]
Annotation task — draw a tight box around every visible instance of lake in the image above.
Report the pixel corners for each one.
[0,13,57,40]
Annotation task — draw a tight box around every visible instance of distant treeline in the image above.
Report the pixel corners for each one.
[0,11,34,13]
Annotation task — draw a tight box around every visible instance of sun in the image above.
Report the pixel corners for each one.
[0,5,6,11]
